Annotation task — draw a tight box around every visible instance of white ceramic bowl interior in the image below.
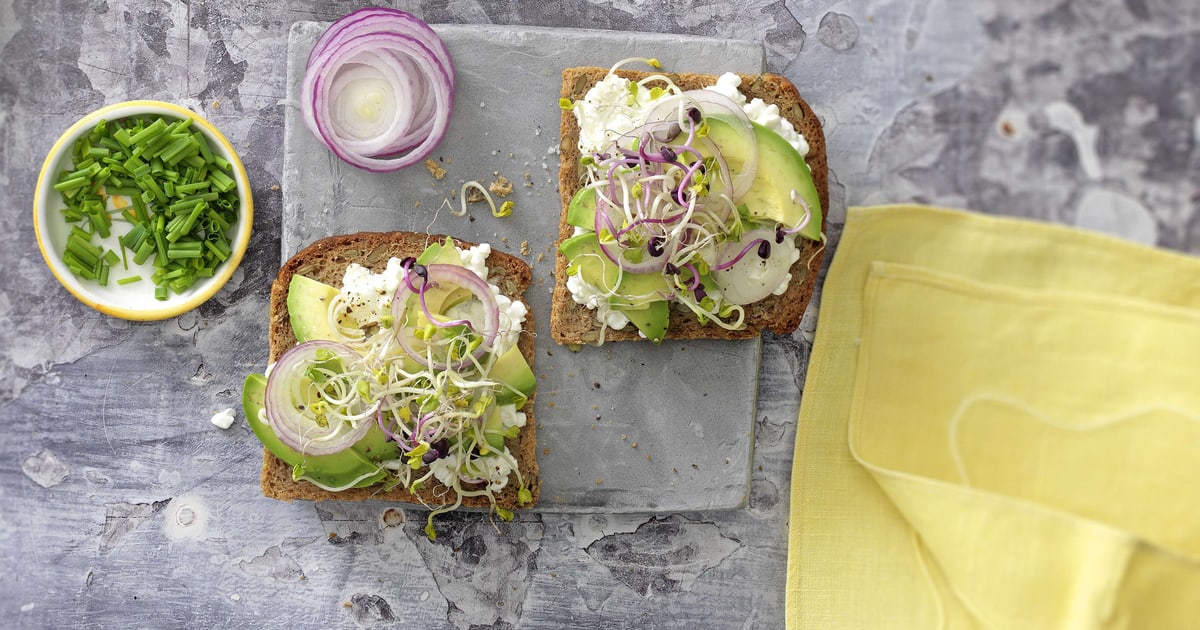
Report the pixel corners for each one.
[33,100,253,320]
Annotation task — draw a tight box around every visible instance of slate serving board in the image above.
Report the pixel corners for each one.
[281,22,764,512]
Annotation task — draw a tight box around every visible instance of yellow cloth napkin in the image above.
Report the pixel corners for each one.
[786,205,1200,630]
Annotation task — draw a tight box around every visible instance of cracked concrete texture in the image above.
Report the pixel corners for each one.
[2,0,1196,627]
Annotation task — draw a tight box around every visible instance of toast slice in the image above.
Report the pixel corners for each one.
[261,231,539,509]
[552,68,828,343]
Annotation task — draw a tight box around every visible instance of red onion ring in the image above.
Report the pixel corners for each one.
[300,8,455,172]
[390,264,500,370]
[265,340,376,456]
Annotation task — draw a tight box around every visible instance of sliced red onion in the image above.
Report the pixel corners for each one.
[265,340,376,456]
[647,90,758,200]
[300,8,455,172]
[390,264,500,370]
[712,228,795,305]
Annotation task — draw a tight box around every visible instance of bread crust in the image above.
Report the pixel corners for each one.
[551,68,828,344]
[261,232,539,509]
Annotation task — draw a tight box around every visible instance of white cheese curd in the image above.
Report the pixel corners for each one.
[498,403,526,429]
[210,408,236,429]
[566,272,631,329]
[471,454,514,492]
[430,452,461,488]
[483,457,514,492]
[574,73,671,153]
[339,257,405,328]
[705,72,810,157]
[432,449,515,492]
[461,243,491,280]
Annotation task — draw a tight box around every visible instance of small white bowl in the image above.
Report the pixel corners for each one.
[33,101,253,320]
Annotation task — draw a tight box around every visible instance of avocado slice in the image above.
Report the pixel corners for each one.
[482,405,508,452]
[559,232,670,308]
[735,122,822,240]
[623,299,669,343]
[242,373,398,490]
[287,275,340,342]
[416,235,464,266]
[566,187,598,230]
[490,345,536,406]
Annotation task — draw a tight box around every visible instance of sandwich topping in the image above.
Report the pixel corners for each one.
[242,237,535,537]
[560,60,823,341]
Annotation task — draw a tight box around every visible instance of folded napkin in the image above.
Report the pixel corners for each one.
[786,205,1200,630]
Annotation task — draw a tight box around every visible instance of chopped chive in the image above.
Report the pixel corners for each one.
[53,175,90,192]
[54,112,241,295]
[133,240,155,265]
[193,132,213,162]
[128,118,167,145]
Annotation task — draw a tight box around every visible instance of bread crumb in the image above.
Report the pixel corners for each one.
[536,252,544,263]
[520,240,531,256]
[212,100,220,108]
[594,478,604,485]
[547,401,555,408]
[646,454,652,461]
[466,186,485,203]
[342,602,352,608]
[414,200,421,208]
[631,442,637,448]
[620,433,627,441]
[424,159,446,180]
[489,175,513,197]
[270,184,279,191]
[543,448,550,455]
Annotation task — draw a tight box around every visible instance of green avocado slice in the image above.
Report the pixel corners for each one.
[242,373,397,491]
[287,275,340,343]
[559,232,670,309]
[623,299,669,343]
[566,187,597,230]
[703,115,822,240]
[490,345,536,406]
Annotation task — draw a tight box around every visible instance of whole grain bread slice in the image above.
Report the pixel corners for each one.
[262,231,539,509]
[552,68,829,344]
